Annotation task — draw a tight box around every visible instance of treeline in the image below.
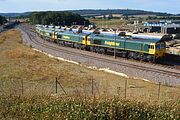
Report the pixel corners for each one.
[71,9,171,16]
[0,15,7,25]
[30,11,90,26]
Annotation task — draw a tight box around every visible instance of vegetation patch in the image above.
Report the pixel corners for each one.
[30,11,90,26]
[0,96,179,119]
[6,47,39,59]
[0,36,6,45]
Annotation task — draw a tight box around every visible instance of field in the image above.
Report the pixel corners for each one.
[88,18,127,28]
[0,29,180,119]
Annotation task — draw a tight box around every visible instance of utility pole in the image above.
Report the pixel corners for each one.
[114,30,117,59]
[56,78,58,94]
[125,79,127,99]
[92,77,94,95]
[21,79,24,96]
[158,82,161,101]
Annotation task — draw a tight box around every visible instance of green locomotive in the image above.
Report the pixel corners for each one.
[85,34,166,61]
[36,25,166,62]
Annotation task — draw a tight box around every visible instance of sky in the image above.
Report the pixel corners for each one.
[0,0,179,14]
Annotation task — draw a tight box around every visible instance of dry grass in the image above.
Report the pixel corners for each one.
[0,36,6,44]
[0,29,179,103]
[89,18,127,28]
[6,47,39,59]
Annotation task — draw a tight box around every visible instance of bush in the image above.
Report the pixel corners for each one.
[0,15,7,25]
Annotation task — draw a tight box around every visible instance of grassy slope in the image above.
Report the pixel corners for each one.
[0,29,179,119]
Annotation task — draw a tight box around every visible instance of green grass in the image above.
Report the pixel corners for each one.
[0,95,179,120]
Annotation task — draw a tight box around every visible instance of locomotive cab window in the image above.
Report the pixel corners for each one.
[148,45,154,49]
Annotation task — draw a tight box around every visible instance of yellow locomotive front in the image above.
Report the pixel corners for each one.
[149,42,166,59]
[155,42,166,58]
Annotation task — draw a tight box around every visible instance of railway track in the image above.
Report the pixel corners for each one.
[19,25,180,79]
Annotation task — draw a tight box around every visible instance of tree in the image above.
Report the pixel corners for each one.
[29,11,90,26]
[0,16,7,25]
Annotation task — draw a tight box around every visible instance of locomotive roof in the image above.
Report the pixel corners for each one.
[89,34,162,43]
[36,27,163,43]
[56,31,87,36]
[37,27,87,36]
[37,27,54,33]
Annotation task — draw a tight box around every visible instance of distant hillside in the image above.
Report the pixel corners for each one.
[0,12,30,17]
[0,9,174,18]
[70,9,172,16]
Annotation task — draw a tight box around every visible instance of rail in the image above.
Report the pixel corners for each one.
[19,25,180,79]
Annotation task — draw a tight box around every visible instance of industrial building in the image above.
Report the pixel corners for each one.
[143,20,180,34]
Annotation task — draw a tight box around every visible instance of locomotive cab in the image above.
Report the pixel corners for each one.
[52,31,58,42]
[83,35,91,46]
[149,42,166,59]
[155,42,166,58]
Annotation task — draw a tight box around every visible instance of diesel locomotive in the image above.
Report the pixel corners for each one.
[36,25,166,62]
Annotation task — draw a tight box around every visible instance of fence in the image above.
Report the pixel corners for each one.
[0,77,178,102]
